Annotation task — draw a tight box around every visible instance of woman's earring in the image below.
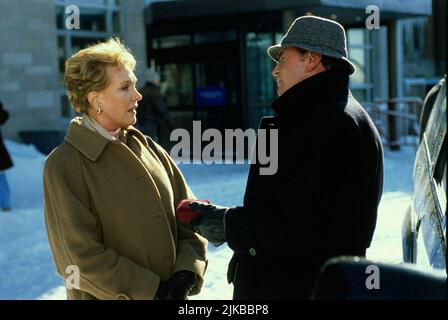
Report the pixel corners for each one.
[97,104,102,115]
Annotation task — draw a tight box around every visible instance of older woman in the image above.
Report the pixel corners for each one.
[43,38,207,300]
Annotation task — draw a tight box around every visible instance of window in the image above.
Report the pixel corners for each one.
[246,32,278,129]
[160,63,193,108]
[193,30,237,44]
[79,9,107,32]
[401,17,444,100]
[112,11,121,33]
[347,29,373,103]
[71,36,106,53]
[152,35,191,49]
[349,48,366,84]
[55,6,65,29]
[54,0,121,119]
[57,36,66,84]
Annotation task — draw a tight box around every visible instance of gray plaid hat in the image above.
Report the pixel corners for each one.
[267,15,356,75]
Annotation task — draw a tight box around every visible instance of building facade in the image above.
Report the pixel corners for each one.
[144,0,444,134]
[0,0,147,142]
[0,0,445,150]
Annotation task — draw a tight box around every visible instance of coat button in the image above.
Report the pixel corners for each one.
[115,293,130,300]
[249,248,256,256]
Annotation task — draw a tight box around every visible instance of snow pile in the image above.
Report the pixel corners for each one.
[0,140,55,299]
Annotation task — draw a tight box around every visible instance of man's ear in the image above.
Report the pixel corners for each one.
[306,52,323,73]
[87,91,99,108]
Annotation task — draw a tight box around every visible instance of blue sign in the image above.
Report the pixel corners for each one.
[195,86,227,106]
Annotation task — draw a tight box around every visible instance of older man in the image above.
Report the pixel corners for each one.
[181,15,384,299]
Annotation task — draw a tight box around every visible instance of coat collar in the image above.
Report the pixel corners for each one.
[65,117,149,162]
[271,68,349,118]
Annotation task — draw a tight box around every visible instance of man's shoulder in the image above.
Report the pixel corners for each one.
[340,95,373,124]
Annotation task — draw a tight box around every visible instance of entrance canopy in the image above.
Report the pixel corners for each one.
[145,0,431,25]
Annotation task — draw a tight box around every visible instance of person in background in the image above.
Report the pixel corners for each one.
[0,101,13,212]
[136,68,172,146]
[43,38,207,300]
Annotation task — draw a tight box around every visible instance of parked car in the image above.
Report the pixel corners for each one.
[402,76,446,270]
[311,77,447,299]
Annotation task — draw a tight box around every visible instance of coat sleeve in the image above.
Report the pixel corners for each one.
[149,143,208,296]
[43,153,161,300]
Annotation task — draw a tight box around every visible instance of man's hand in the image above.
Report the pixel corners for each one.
[155,270,197,300]
[176,199,209,223]
[188,201,228,247]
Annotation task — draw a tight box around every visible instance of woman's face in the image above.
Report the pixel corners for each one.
[91,65,142,131]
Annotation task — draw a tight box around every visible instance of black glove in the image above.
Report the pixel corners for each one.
[189,202,228,247]
[155,270,197,300]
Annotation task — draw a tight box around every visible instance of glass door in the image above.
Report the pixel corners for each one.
[246,32,278,129]
[151,32,241,132]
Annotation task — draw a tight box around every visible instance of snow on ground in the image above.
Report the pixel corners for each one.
[366,147,415,263]
[0,139,416,300]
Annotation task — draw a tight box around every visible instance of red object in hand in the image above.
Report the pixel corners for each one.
[176,199,210,222]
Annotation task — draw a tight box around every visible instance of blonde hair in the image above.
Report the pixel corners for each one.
[64,38,137,113]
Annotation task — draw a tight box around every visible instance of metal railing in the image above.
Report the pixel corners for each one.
[364,97,423,150]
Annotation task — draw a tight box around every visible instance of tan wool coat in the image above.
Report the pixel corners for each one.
[43,118,208,300]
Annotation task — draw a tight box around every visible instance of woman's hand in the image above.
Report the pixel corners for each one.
[155,270,197,300]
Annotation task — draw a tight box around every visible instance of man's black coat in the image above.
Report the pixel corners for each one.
[225,69,384,299]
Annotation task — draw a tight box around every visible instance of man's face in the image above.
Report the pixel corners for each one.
[272,47,309,96]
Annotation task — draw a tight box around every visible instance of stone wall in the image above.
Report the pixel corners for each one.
[0,0,60,140]
[0,0,149,141]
